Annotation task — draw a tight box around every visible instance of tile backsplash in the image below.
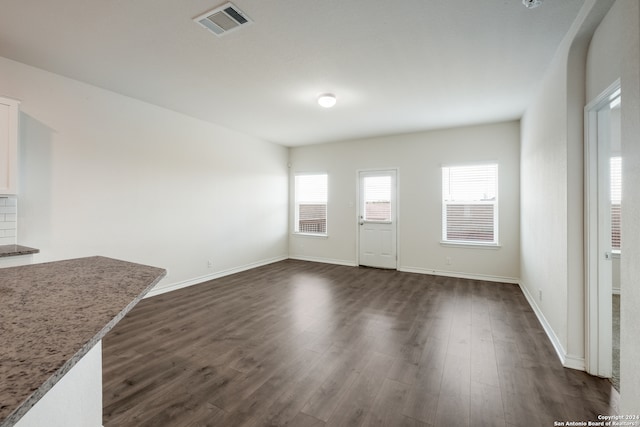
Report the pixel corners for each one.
[0,197,17,245]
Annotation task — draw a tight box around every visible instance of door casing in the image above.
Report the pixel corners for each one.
[584,79,620,377]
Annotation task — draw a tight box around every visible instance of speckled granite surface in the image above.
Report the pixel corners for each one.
[0,256,166,427]
[0,245,39,258]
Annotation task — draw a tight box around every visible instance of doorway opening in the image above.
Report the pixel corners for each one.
[585,80,621,391]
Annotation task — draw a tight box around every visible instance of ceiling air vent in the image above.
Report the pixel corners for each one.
[194,2,253,37]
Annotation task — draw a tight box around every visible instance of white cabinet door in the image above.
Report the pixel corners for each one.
[0,97,19,195]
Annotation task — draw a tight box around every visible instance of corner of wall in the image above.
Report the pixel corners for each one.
[519,0,616,370]
[517,280,585,370]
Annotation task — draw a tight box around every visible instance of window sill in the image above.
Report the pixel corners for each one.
[440,241,501,249]
[292,232,328,239]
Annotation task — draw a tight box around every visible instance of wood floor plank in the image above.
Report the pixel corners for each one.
[216,349,322,427]
[387,358,420,386]
[301,370,360,423]
[361,378,413,427]
[470,339,500,387]
[469,381,505,427]
[102,260,619,427]
[300,341,377,421]
[288,412,326,427]
[324,351,395,426]
[402,386,439,426]
[434,390,470,427]
[247,345,352,427]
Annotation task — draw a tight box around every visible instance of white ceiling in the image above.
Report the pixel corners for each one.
[0,0,585,146]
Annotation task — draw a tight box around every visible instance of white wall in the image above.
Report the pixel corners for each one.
[520,51,569,361]
[582,0,639,411]
[587,0,640,413]
[289,121,520,282]
[586,2,626,102]
[0,56,289,293]
[520,0,616,369]
[619,0,640,406]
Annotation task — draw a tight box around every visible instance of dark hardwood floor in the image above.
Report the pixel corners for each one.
[102,260,618,427]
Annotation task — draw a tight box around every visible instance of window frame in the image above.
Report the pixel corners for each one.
[293,172,328,236]
[441,163,499,247]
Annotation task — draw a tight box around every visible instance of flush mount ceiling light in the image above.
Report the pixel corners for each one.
[317,94,337,108]
[522,0,543,9]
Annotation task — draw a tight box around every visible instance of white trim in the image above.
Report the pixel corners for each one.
[0,97,20,196]
[518,281,586,371]
[145,255,288,298]
[397,266,519,284]
[291,232,329,239]
[439,242,502,249]
[585,80,621,111]
[584,79,620,377]
[289,255,357,267]
[564,354,587,371]
[518,282,569,367]
[612,287,621,296]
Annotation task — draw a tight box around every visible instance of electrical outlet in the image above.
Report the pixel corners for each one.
[207,260,213,269]
[446,257,452,265]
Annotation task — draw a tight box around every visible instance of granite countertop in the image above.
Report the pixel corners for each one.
[0,256,166,427]
[0,245,39,258]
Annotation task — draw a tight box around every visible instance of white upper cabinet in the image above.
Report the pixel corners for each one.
[0,97,19,195]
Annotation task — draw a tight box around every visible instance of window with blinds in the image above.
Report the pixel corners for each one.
[442,164,498,245]
[295,174,328,234]
[611,156,621,251]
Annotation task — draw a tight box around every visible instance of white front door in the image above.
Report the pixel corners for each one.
[358,170,397,269]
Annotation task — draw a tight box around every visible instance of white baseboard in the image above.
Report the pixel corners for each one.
[288,255,357,267]
[518,282,585,371]
[287,260,519,284]
[563,354,586,371]
[398,266,519,285]
[145,255,288,298]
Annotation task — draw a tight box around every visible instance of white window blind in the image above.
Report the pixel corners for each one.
[295,174,328,234]
[363,176,391,221]
[442,164,498,245]
[611,156,621,250]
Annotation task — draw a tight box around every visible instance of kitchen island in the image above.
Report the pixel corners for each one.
[0,256,166,427]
